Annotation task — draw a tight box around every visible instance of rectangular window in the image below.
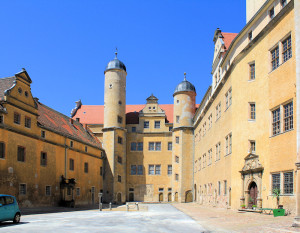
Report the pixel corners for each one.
[70,141,74,148]
[176,116,180,123]
[117,156,122,164]
[215,142,221,161]
[100,166,103,176]
[281,0,287,7]
[149,142,154,151]
[148,142,161,151]
[76,187,80,196]
[118,136,123,144]
[216,102,221,120]
[155,165,161,175]
[144,121,149,128]
[168,165,172,175]
[45,186,51,196]
[118,175,121,182]
[225,88,232,109]
[0,115,3,124]
[272,108,281,135]
[176,136,179,144]
[154,121,160,128]
[169,126,173,131]
[198,158,201,171]
[0,142,5,159]
[25,116,31,128]
[132,127,136,132]
[175,174,179,181]
[158,188,164,192]
[203,154,206,168]
[272,173,281,191]
[250,140,256,153]
[284,102,293,131]
[168,142,172,151]
[282,36,292,62]
[40,152,47,166]
[203,122,206,136]
[85,146,88,153]
[208,114,212,129]
[131,142,137,151]
[248,31,252,41]
[149,165,154,175]
[284,172,293,194]
[131,165,137,175]
[224,180,227,195]
[84,162,88,173]
[117,116,123,124]
[208,149,212,165]
[249,63,255,80]
[271,47,279,70]
[137,142,143,151]
[69,158,74,171]
[41,130,46,138]
[175,156,179,163]
[250,103,256,120]
[14,112,20,124]
[218,181,221,195]
[19,184,27,195]
[269,7,274,19]
[137,165,143,175]
[17,146,25,162]
[155,142,161,151]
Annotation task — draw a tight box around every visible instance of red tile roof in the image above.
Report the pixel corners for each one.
[74,104,175,125]
[37,101,102,148]
[221,32,238,51]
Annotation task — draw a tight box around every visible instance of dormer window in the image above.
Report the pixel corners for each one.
[269,7,275,19]
[248,31,252,41]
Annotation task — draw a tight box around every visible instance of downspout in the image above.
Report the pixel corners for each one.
[294,0,300,227]
[65,137,67,178]
[192,128,195,202]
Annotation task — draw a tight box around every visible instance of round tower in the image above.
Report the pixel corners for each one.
[104,51,127,129]
[173,73,196,128]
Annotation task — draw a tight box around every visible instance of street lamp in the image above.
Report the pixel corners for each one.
[98,192,103,211]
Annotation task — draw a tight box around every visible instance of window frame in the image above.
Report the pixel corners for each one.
[14,112,21,125]
[84,162,88,173]
[249,63,255,80]
[25,116,31,128]
[40,152,47,166]
[284,102,293,131]
[69,158,74,171]
[0,142,5,159]
[154,121,160,129]
[271,46,279,71]
[282,35,292,63]
[19,184,27,195]
[17,146,25,162]
[144,121,149,129]
[45,185,51,196]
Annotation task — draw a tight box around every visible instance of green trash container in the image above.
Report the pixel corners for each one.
[273,209,285,217]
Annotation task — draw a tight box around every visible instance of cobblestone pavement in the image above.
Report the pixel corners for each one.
[0,204,207,233]
[173,203,300,233]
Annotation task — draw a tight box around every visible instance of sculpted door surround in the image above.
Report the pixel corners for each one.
[239,153,264,208]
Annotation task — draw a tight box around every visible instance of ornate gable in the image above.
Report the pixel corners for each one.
[240,153,264,174]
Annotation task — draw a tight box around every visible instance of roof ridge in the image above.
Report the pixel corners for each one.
[0,76,15,80]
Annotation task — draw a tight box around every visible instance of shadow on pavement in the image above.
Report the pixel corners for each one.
[0,222,29,228]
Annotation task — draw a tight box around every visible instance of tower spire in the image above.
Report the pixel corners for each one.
[115,47,118,58]
[184,72,187,81]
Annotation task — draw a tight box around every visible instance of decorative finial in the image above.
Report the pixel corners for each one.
[184,72,187,81]
[115,47,118,58]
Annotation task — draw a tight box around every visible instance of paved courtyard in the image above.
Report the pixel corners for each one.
[0,204,207,233]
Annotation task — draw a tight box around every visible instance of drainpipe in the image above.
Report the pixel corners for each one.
[65,137,67,178]
[294,0,300,227]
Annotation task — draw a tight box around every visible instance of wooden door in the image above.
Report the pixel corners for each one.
[129,193,134,202]
[175,192,178,202]
[168,193,172,202]
[159,193,163,202]
[249,182,257,207]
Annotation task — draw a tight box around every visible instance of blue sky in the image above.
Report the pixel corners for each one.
[0,0,246,116]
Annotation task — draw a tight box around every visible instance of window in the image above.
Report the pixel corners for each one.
[284,172,293,194]
[282,36,292,62]
[0,115,3,124]
[168,188,172,192]
[208,149,212,165]
[203,122,206,136]
[208,114,212,129]
[155,165,161,175]
[272,108,281,135]
[250,140,256,153]
[131,142,137,151]
[176,116,180,124]
[84,162,88,173]
[41,130,46,138]
[269,7,274,19]
[215,142,221,161]
[281,0,287,7]
[131,165,137,175]
[45,186,51,196]
[117,116,123,124]
[17,146,25,162]
[137,142,143,151]
[117,156,122,164]
[225,88,232,109]
[129,188,134,192]
[19,184,26,195]
[175,174,179,181]
[40,152,47,166]
[159,188,164,192]
[216,102,221,120]
[25,116,31,128]
[224,180,227,195]
[76,187,80,196]
[175,156,179,163]
[225,133,232,155]
[284,102,293,131]
[218,181,221,195]
[100,166,103,176]
[169,126,173,131]
[176,136,179,144]
[132,127,136,132]
[154,121,160,128]
[0,142,5,159]
[118,175,121,182]
[148,142,161,151]
[137,165,143,175]
[271,47,279,70]
[248,31,252,41]
[168,142,172,151]
[168,165,172,175]
[202,154,206,168]
[144,121,149,128]
[14,112,20,124]
[69,158,74,171]
[149,165,154,175]
[118,136,123,144]
[70,141,74,148]
[198,158,201,171]
[272,173,281,191]
[249,63,255,80]
[84,146,88,153]
[250,103,256,120]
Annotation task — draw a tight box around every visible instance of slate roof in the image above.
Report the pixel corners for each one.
[0,77,16,101]
[37,101,101,148]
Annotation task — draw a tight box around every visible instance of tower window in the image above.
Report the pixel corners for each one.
[118,116,123,124]
[118,136,123,144]
[40,152,47,166]
[118,175,122,182]
[176,116,180,123]
[84,162,88,173]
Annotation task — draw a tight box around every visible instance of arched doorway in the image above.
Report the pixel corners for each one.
[129,193,134,202]
[168,193,172,202]
[175,192,178,202]
[117,193,122,203]
[159,193,163,202]
[248,182,257,208]
[185,190,193,203]
[194,184,197,201]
